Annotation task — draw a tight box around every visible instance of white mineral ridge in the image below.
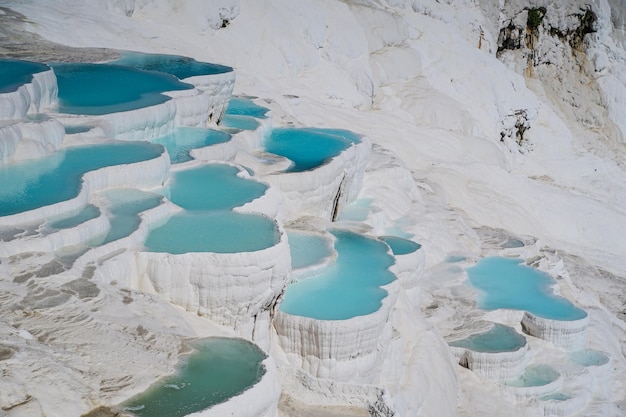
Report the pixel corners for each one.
[0,67,58,120]
[262,138,371,221]
[136,227,291,344]
[0,117,64,164]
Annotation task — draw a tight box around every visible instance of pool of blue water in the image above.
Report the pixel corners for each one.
[540,392,571,401]
[504,364,560,387]
[45,205,100,231]
[90,189,162,246]
[152,127,231,164]
[280,229,396,320]
[225,97,270,119]
[449,323,526,352]
[144,211,279,254]
[225,97,269,119]
[0,142,164,217]
[63,124,93,134]
[220,114,261,131]
[379,235,421,255]
[0,59,50,93]
[264,128,356,172]
[113,52,232,79]
[52,63,193,115]
[122,337,266,417]
[467,257,587,321]
[569,349,609,367]
[287,231,333,270]
[161,164,267,211]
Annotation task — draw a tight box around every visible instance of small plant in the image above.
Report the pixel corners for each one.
[527,7,547,30]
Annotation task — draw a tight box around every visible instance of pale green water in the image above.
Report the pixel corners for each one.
[467,257,587,321]
[569,349,609,367]
[449,324,526,352]
[122,337,266,417]
[540,392,572,401]
[505,364,560,387]
[280,229,396,320]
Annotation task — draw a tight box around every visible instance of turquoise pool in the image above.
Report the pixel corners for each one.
[122,338,266,417]
[449,323,526,353]
[467,257,587,321]
[0,142,164,217]
[0,59,50,93]
[144,211,279,254]
[220,114,261,131]
[504,364,560,387]
[287,231,333,270]
[264,128,355,172]
[53,63,193,115]
[225,97,269,119]
[379,235,421,255]
[152,127,232,164]
[113,52,232,79]
[280,229,396,320]
[569,349,609,367]
[161,164,267,211]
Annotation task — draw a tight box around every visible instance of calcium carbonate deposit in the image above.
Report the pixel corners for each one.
[0,1,625,417]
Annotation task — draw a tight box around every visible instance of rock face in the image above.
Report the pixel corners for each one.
[494,0,626,143]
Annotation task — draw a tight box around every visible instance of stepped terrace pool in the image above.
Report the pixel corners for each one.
[113,52,232,79]
[279,229,396,320]
[467,257,587,321]
[379,235,421,255]
[145,211,279,254]
[220,114,261,131]
[264,128,359,172]
[0,59,50,93]
[225,97,270,119]
[152,127,232,164]
[449,323,526,353]
[0,142,164,217]
[122,337,266,417]
[52,63,193,115]
[569,349,609,367]
[287,231,333,270]
[161,164,267,211]
[504,364,560,387]
[90,189,162,246]
[145,163,279,254]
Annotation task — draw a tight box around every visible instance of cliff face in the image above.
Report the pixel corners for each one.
[491,0,626,146]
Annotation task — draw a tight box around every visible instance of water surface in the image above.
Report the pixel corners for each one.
[467,257,586,320]
[0,59,50,93]
[123,337,266,417]
[280,230,396,320]
[449,323,526,353]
